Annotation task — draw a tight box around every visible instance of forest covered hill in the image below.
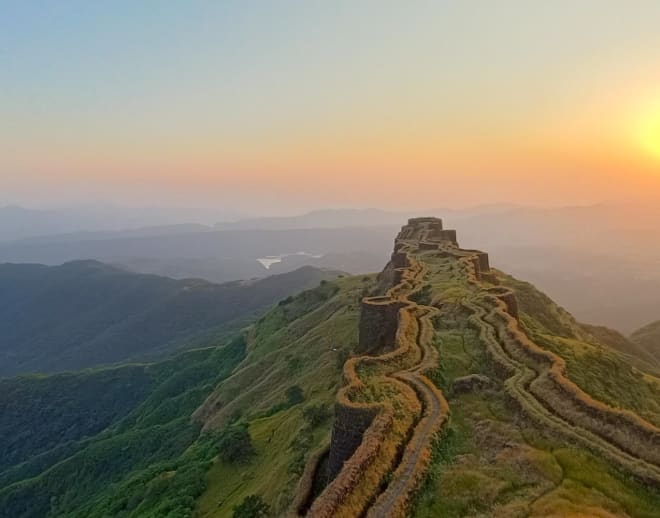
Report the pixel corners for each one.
[0,261,340,376]
[0,275,363,517]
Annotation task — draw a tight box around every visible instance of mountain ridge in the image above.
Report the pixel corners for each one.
[294,217,660,517]
[0,260,341,377]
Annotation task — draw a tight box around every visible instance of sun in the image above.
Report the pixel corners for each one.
[636,100,660,162]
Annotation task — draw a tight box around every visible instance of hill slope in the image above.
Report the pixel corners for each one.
[631,320,660,363]
[0,261,340,376]
[0,275,368,518]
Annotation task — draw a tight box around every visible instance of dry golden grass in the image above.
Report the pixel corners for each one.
[307,226,451,517]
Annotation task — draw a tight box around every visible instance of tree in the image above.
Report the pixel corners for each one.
[232,495,270,518]
[285,385,304,406]
[217,424,254,464]
[302,403,331,428]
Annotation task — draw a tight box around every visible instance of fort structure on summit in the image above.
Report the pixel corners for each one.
[294,216,660,518]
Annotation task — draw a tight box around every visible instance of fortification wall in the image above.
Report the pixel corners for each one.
[433,240,660,483]
[357,298,405,354]
[327,403,380,479]
[488,287,519,319]
[305,218,450,517]
[300,216,660,515]
[454,253,660,484]
[429,228,458,244]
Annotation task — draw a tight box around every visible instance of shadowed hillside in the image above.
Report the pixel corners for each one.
[0,261,340,376]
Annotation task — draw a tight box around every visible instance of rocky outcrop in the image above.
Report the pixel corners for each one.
[452,374,493,394]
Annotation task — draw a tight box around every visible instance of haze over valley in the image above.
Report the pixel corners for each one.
[2,2,660,517]
[3,202,659,333]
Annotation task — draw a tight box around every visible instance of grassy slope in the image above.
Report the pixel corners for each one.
[0,337,246,518]
[411,253,660,518]
[631,320,660,363]
[195,275,370,517]
[498,272,660,427]
[0,274,369,518]
[581,322,659,367]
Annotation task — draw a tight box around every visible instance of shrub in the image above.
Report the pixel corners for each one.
[232,494,270,518]
[302,404,332,428]
[286,354,302,373]
[286,385,304,406]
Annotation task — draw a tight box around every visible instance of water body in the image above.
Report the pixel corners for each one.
[256,251,323,269]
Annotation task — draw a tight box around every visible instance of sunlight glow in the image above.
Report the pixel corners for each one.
[637,99,660,162]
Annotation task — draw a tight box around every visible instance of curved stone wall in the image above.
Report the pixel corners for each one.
[304,217,451,517]
[298,216,660,517]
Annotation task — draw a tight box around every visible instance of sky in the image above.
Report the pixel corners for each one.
[2,1,660,214]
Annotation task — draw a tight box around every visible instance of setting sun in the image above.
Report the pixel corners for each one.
[637,100,660,162]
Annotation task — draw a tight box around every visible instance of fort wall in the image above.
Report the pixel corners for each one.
[299,215,660,517]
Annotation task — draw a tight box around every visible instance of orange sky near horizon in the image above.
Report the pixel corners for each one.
[2,2,660,212]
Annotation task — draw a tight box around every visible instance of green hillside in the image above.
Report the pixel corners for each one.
[0,336,246,518]
[580,323,659,368]
[631,320,660,363]
[0,275,369,517]
[0,261,340,377]
[412,264,660,517]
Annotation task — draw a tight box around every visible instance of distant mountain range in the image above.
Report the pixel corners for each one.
[0,225,397,284]
[0,205,240,242]
[2,203,660,333]
[212,205,521,231]
[0,204,522,242]
[0,261,340,377]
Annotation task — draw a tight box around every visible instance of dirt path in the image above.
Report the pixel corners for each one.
[367,372,444,517]
[364,253,448,517]
[464,297,660,485]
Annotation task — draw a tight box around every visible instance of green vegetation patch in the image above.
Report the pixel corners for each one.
[0,336,247,518]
